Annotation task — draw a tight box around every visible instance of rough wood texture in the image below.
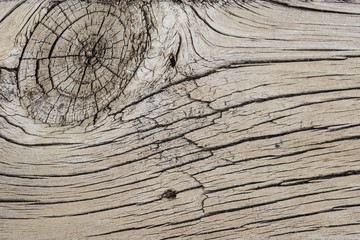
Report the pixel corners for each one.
[1,0,360,239]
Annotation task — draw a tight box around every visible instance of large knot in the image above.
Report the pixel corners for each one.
[18,0,149,125]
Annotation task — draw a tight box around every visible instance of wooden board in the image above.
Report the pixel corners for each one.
[0,0,360,239]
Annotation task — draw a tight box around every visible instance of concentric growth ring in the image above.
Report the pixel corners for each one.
[18,0,148,124]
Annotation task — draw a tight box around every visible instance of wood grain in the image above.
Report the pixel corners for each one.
[0,0,360,239]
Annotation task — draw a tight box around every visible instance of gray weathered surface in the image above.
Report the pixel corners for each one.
[0,0,360,239]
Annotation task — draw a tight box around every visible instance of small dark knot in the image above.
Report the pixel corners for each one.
[162,189,177,200]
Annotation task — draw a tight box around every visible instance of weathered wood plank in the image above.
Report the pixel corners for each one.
[0,0,360,239]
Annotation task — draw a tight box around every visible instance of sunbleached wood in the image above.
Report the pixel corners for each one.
[1,0,360,239]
